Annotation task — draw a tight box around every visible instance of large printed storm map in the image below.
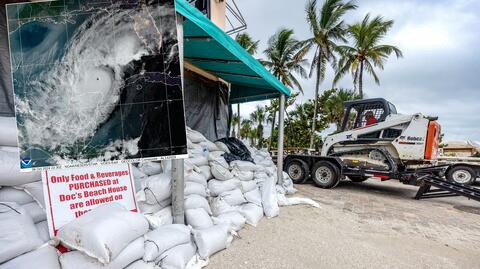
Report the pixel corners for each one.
[6,0,187,170]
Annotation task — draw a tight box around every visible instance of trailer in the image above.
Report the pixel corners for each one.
[438,156,480,186]
[283,98,480,202]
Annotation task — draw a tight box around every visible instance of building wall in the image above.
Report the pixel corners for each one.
[209,0,226,30]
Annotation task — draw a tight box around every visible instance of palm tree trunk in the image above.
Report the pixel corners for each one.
[268,100,277,151]
[309,60,322,150]
[359,60,364,99]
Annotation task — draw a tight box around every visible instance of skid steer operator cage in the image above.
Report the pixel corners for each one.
[341,98,397,131]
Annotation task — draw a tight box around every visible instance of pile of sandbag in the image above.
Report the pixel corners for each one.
[133,162,174,229]
[0,120,309,268]
[0,117,55,268]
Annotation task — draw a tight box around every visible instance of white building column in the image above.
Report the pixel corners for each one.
[276,94,286,185]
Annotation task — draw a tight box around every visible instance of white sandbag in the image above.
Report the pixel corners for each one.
[229,160,257,172]
[233,169,254,181]
[200,141,220,152]
[0,245,60,269]
[132,166,148,191]
[261,176,279,218]
[257,150,270,158]
[184,160,196,173]
[198,165,212,180]
[156,241,196,269]
[184,194,212,215]
[0,202,43,264]
[185,181,207,197]
[189,156,208,166]
[254,171,268,180]
[14,181,45,208]
[265,166,276,176]
[188,146,207,157]
[282,172,297,194]
[187,129,207,143]
[132,165,148,179]
[210,161,233,181]
[138,173,171,205]
[207,151,224,161]
[21,201,46,223]
[144,206,173,229]
[209,196,239,217]
[219,189,246,206]
[240,180,257,193]
[258,159,274,167]
[277,193,321,208]
[143,224,191,262]
[36,220,50,242]
[125,260,157,269]
[253,164,266,172]
[239,203,264,227]
[207,179,241,197]
[137,198,171,215]
[192,224,232,259]
[138,162,163,176]
[213,211,246,232]
[0,147,40,186]
[214,141,230,153]
[185,208,213,230]
[244,188,262,207]
[56,203,149,264]
[60,237,144,269]
[0,117,18,147]
[0,187,34,205]
[185,171,207,187]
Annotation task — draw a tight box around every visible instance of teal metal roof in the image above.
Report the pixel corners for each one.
[175,0,291,103]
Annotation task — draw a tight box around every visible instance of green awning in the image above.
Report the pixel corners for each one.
[175,0,291,104]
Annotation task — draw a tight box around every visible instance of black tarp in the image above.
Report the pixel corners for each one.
[184,70,230,142]
[216,137,254,163]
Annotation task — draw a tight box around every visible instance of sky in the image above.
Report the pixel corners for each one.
[233,0,480,143]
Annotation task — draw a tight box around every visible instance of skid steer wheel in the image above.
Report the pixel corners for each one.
[446,166,476,186]
[311,161,340,188]
[348,175,369,182]
[286,159,310,184]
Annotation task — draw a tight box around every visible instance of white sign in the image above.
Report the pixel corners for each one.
[42,163,138,237]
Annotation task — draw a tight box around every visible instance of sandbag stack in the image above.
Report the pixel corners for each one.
[134,162,174,229]
[0,119,303,268]
[0,117,56,268]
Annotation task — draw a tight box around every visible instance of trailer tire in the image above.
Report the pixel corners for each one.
[285,159,309,184]
[348,175,369,182]
[446,166,476,186]
[311,161,340,189]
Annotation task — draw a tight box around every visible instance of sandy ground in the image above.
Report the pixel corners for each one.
[208,180,480,269]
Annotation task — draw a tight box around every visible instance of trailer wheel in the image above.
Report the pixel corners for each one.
[311,161,340,188]
[446,166,476,186]
[349,175,369,182]
[286,159,309,184]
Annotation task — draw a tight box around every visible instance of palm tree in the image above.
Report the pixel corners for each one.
[334,14,403,98]
[240,119,253,141]
[235,32,259,138]
[262,28,308,92]
[324,88,360,131]
[265,99,279,150]
[262,28,307,151]
[302,0,357,149]
[231,113,240,138]
[250,106,266,148]
[236,32,260,55]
